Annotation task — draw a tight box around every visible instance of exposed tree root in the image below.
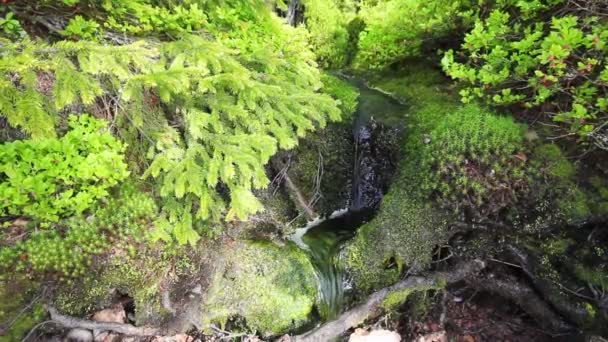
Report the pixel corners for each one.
[46,306,161,337]
[467,273,575,334]
[293,260,486,342]
[508,244,598,329]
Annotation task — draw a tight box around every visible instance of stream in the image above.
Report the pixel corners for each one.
[292,77,408,320]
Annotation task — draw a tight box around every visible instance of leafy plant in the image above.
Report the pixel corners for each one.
[301,0,352,68]
[61,15,100,41]
[0,12,25,39]
[442,4,608,148]
[354,0,475,69]
[0,115,129,222]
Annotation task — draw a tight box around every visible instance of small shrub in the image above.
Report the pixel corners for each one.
[0,115,129,222]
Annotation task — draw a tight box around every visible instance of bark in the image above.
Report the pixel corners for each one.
[293,260,486,342]
[46,306,161,337]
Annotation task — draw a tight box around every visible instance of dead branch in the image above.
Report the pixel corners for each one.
[293,260,486,342]
[271,156,317,220]
[46,306,161,337]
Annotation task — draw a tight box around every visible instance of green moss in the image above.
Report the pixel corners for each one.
[366,60,458,107]
[344,191,449,292]
[574,264,608,290]
[0,278,45,342]
[202,241,316,336]
[418,104,527,215]
[382,288,415,309]
[321,73,360,119]
[558,187,591,221]
[533,144,576,180]
[54,248,171,325]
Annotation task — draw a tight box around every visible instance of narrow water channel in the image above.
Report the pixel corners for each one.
[292,77,408,320]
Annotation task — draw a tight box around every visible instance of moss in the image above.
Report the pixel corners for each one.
[202,241,316,336]
[366,60,458,107]
[0,277,45,342]
[558,187,591,221]
[343,190,449,292]
[381,288,415,309]
[289,122,355,215]
[54,247,171,325]
[321,73,360,119]
[533,144,576,181]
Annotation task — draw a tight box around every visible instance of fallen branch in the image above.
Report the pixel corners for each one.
[46,306,160,337]
[293,260,486,341]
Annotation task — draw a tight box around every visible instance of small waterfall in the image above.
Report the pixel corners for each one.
[291,76,406,321]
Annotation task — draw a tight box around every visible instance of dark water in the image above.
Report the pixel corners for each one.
[292,77,408,320]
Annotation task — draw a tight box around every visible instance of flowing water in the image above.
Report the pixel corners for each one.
[292,77,408,320]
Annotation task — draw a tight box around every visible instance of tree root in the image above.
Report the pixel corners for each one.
[508,244,597,329]
[46,306,161,337]
[293,260,486,342]
[467,273,575,334]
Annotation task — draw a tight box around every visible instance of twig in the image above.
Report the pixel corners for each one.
[489,258,523,269]
[0,292,43,334]
[294,260,486,341]
[21,320,54,342]
[45,306,160,336]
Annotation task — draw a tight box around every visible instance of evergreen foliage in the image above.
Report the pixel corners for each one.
[0,0,342,244]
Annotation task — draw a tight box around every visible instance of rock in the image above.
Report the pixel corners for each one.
[94,331,120,342]
[65,328,93,342]
[92,306,126,323]
[202,241,317,336]
[349,329,401,342]
[416,331,447,342]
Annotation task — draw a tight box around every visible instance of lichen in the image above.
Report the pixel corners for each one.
[201,241,317,336]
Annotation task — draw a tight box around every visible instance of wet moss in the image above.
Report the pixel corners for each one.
[381,284,439,310]
[288,123,355,216]
[202,241,316,336]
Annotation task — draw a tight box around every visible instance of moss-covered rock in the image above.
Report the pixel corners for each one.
[53,245,178,325]
[343,188,449,292]
[202,241,317,336]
